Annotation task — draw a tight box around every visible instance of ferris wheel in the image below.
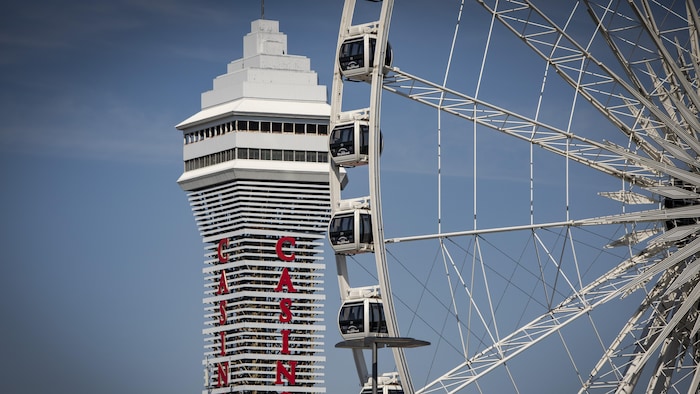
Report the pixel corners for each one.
[327,0,700,393]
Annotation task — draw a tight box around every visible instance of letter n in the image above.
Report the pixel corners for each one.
[275,360,297,385]
[217,361,229,387]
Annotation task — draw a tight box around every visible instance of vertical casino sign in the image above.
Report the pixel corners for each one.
[215,238,230,388]
[214,236,301,391]
[274,236,298,391]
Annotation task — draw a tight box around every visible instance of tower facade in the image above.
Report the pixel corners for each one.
[177,20,330,393]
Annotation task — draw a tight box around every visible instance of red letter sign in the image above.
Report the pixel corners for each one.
[219,331,226,356]
[276,236,296,262]
[275,360,297,385]
[279,298,293,323]
[217,270,229,295]
[217,361,229,387]
[217,238,229,263]
[281,329,291,355]
[219,300,227,325]
[274,267,298,293]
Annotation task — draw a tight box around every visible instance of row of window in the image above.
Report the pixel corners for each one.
[184,120,329,145]
[185,147,329,172]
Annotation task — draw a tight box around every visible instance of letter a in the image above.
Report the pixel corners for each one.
[216,270,229,295]
[274,267,297,293]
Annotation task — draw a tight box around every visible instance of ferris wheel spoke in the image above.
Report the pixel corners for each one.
[475,0,700,168]
[688,0,700,85]
[386,204,700,250]
[416,236,666,393]
[580,265,691,392]
[439,240,470,360]
[619,279,700,392]
[412,208,700,393]
[586,0,700,159]
[629,0,700,111]
[583,0,699,102]
[382,67,671,186]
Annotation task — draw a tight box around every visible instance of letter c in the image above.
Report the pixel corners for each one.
[276,236,296,262]
[217,238,229,263]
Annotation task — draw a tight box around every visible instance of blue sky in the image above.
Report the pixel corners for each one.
[0,1,664,393]
[0,2,341,393]
[0,1,403,392]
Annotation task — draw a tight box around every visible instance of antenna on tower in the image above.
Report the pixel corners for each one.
[261,0,264,19]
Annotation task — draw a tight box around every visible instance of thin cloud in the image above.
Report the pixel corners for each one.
[0,92,182,164]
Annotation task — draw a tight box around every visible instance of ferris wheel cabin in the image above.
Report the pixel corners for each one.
[329,207,374,254]
[338,287,388,340]
[330,119,369,166]
[359,372,404,394]
[330,121,384,168]
[338,33,392,82]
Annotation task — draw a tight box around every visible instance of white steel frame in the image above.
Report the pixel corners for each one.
[330,0,700,393]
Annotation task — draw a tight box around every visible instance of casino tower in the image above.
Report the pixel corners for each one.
[176,19,331,393]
